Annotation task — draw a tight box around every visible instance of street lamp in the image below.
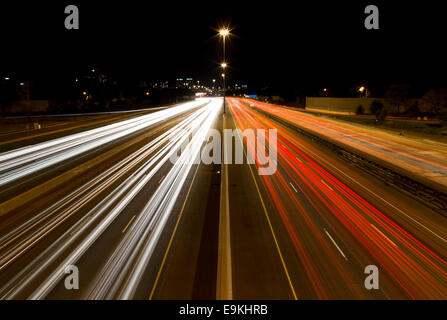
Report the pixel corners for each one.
[219,28,230,113]
[219,29,229,37]
[358,86,368,97]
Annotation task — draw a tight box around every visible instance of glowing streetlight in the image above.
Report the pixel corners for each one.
[219,29,229,37]
[218,28,230,113]
[358,86,368,97]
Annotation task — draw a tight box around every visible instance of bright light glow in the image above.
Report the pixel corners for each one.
[0,100,208,187]
[221,63,227,68]
[7,98,223,299]
[359,86,365,92]
[219,29,229,37]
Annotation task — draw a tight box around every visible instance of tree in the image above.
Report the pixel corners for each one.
[356,105,365,115]
[370,100,387,121]
[0,80,17,115]
[422,88,447,117]
[384,84,410,114]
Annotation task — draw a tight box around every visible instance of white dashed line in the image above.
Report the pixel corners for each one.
[289,182,298,193]
[324,228,348,261]
[371,224,397,247]
[320,179,334,191]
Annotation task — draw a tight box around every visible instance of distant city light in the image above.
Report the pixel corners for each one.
[221,62,227,68]
[359,86,365,92]
[82,91,87,95]
[4,77,10,80]
[145,91,150,96]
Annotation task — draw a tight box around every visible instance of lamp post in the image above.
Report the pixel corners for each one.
[359,86,368,98]
[219,29,229,113]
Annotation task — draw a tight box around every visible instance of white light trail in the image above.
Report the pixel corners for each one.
[0,98,223,300]
[0,100,206,187]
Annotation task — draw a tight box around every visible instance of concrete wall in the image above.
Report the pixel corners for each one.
[305,97,430,114]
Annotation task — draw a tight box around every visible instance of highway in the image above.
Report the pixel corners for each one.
[226,98,447,299]
[0,98,222,299]
[0,97,446,299]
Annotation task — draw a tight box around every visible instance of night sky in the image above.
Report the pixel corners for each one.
[1,1,446,93]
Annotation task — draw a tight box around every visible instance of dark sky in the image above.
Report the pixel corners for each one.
[1,1,446,92]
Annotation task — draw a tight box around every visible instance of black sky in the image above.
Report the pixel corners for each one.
[1,1,446,91]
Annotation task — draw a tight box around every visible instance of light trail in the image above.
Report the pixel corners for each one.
[228,98,447,299]
[0,102,209,271]
[241,99,447,181]
[0,100,206,187]
[0,98,222,299]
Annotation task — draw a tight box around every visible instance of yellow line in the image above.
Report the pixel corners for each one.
[148,163,202,300]
[231,104,298,300]
[122,215,136,233]
[216,113,233,300]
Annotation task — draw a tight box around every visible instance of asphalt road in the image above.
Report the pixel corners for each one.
[0,99,222,299]
[0,97,446,299]
[226,98,447,299]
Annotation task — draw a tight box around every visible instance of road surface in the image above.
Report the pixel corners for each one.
[0,97,446,299]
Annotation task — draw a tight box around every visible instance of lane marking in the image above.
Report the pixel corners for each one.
[371,224,398,247]
[289,182,298,193]
[249,104,447,244]
[320,179,334,191]
[148,162,201,300]
[287,139,447,244]
[158,175,165,184]
[231,108,298,300]
[324,228,348,261]
[122,215,136,234]
[217,112,233,300]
